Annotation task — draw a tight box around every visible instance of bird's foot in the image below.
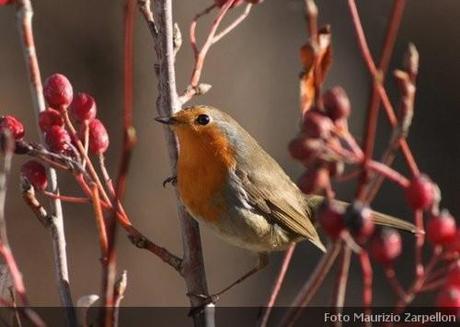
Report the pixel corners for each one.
[186,292,220,316]
[162,175,177,188]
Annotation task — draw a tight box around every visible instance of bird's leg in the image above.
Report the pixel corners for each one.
[162,175,177,187]
[213,252,269,298]
[188,252,269,306]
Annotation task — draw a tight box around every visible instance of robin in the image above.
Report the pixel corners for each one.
[155,105,415,298]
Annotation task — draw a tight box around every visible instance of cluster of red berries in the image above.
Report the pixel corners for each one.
[289,86,351,194]
[317,200,403,265]
[41,73,109,155]
[215,0,263,8]
[0,73,110,192]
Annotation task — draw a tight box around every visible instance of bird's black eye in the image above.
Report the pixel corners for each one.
[195,114,210,125]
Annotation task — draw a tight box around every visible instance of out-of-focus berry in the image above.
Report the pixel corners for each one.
[322,87,351,121]
[0,0,13,5]
[436,287,460,316]
[344,202,375,244]
[302,111,334,139]
[446,264,460,288]
[21,160,48,191]
[70,93,97,123]
[288,136,321,163]
[297,167,330,195]
[0,115,25,140]
[39,108,64,132]
[45,125,71,153]
[427,210,457,245]
[447,229,460,254]
[318,201,345,239]
[369,228,402,265]
[88,119,109,155]
[405,174,434,210]
[43,74,73,109]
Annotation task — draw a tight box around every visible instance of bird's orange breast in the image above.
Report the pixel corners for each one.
[175,126,236,222]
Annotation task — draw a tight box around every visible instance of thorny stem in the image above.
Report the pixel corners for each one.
[15,1,76,325]
[258,243,296,327]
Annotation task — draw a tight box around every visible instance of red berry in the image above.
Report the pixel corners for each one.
[322,87,351,121]
[297,167,330,195]
[70,93,97,123]
[43,74,73,109]
[21,160,48,191]
[318,201,345,239]
[88,119,109,155]
[344,202,375,244]
[302,111,334,139]
[427,210,457,245]
[447,229,460,254]
[0,0,13,5]
[38,108,64,132]
[369,228,402,265]
[436,287,460,316]
[405,174,434,210]
[45,125,71,153]
[0,115,25,140]
[446,264,460,288]
[288,136,321,163]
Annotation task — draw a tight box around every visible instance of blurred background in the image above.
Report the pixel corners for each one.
[0,0,459,310]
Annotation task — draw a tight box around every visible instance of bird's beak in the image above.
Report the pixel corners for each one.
[154,116,177,125]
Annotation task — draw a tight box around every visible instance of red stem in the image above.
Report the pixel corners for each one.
[259,243,296,327]
[359,251,373,309]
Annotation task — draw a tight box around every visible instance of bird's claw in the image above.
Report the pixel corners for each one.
[186,292,220,316]
[162,175,177,188]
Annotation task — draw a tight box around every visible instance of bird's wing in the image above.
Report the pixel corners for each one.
[235,167,326,252]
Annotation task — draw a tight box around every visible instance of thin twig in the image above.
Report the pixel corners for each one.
[16,2,76,324]
[180,0,251,104]
[332,244,351,323]
[280,242,342,327]
[355,0,407,201]
[258,243,296,327]
[346,0,419,182]
[113,270,128,327]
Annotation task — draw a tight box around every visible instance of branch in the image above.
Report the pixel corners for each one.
[347,0,418,200]
[140,1,212,325]
[15,1,76,325]
[355,0,407,200]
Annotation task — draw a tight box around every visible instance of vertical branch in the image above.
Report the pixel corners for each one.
[103,1,137,326]
[15,1,76,325]
[140,1,212,325]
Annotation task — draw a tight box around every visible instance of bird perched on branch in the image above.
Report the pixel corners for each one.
[155,105,416,299]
